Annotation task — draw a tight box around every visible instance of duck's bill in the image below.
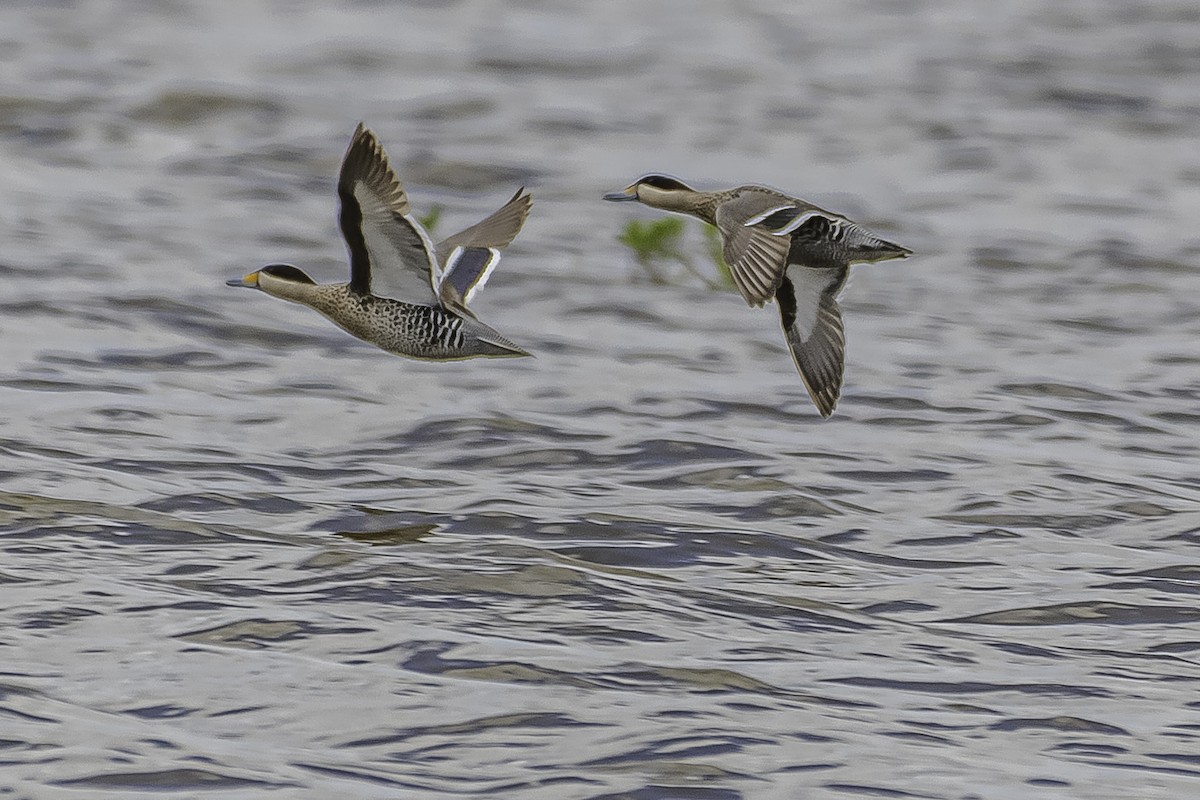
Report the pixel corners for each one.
[602,186,638,202]
[226,271,260,287]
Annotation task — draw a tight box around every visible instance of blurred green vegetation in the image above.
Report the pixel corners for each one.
[617,218,685,282]
[617,218,733,290]
[418,204,443,234]
[701,222,733,287]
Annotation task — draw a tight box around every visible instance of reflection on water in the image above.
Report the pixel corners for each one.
[2,0,1200,798]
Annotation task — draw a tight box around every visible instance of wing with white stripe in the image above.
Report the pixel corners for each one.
[337,123,439,303]
[438,246,502,317]
[777,265,848,418]
[431,188,531,309]
[434,188,531,267]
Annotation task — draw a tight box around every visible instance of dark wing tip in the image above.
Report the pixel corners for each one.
[338,121,408,218]
[813,393,838,418]
[777,285,846,419]
[345,122,378,163]
[803,374,841,417]
[513,186,533,211]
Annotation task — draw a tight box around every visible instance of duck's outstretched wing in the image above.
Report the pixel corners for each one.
[776,265,848,418]
[433,189,532,315]
[337,123,438,303]
[436,247,500,317]
[713,192,797,307]
[435,188,532,262]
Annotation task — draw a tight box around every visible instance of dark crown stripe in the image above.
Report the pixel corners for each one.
[261,264,316,284]
[638,174,691,191]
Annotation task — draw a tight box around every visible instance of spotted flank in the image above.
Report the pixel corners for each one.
[228,123,531,361]
[603,174,910,416]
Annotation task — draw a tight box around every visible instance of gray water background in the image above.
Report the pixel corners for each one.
[2,1,1200,798]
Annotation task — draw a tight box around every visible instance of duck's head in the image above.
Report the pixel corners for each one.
[227,264,317,298]
[603,174,695,207]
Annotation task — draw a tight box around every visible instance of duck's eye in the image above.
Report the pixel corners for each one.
[638,174,690,191]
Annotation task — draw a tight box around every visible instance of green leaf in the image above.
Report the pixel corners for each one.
[616,217,732,290]
[617,218,687,266]
[418,204,443,234]
[702,223,734,288]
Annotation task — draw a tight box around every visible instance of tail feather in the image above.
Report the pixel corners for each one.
[478,336,531,358]
[467,319,531,358]
[854,233,911,263]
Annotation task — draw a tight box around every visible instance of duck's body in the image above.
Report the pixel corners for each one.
[252,275,524,360]
[604,175,910,417]
[229,123,531,360]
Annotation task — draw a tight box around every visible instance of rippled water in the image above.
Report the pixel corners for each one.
[3,1,1200,798]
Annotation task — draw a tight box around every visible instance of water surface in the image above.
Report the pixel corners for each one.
[2,1,1200,798]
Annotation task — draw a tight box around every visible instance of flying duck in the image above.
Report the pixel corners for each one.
[604,175,910,416]
[228,123,531,360]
